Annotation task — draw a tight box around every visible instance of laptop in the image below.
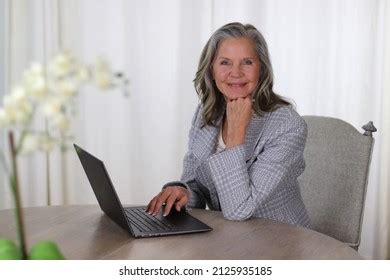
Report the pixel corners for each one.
[74,144,212,238]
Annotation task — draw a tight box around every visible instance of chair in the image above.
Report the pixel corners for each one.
[298,116,376,250]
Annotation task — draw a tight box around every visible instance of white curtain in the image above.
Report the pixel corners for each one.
[1,0,389,259]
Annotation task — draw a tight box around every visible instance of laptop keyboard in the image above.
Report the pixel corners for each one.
[125,207,174,232]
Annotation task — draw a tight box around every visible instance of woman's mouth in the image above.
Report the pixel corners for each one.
[228,83,247,88]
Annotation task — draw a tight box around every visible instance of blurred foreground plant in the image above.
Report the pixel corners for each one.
[0,51,129,259]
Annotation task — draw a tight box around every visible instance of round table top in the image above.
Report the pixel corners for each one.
[0,205,362,259]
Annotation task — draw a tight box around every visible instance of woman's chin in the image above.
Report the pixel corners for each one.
[224,93,251,101]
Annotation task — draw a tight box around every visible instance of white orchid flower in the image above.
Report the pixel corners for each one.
[12,86,28,102]
[23,63,47,99]
[95,72,113,89]
[13,102,33,124]
[19,133,40,155]
[48,52,75,78]
[1,51,128,160]
[41,97,64,118]
[2,86,33,125]
[0,108,9,127]
[94,57,113,89]
[57,80,77,99]
[52,113,70,133]
[76,65,90,82]
[24,74,47,100]
[4,86,27,107]
[39,135,56,152]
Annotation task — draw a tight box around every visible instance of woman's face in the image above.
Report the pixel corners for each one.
[212,37,260,101]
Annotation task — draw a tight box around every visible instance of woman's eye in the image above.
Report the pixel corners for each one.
[243,60,253,65]
[220,60,230,65]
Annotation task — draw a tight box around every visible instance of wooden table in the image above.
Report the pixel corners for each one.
[0,205,362,259]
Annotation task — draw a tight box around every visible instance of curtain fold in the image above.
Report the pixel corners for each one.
[379,0,390,260]
[0,0,9,210]
[1,0,389,259]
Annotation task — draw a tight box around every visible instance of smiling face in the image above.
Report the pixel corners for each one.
[212,37,261,101]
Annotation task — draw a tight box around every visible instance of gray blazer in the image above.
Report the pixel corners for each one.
[166,104,310,227]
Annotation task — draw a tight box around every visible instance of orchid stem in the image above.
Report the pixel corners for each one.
[0,149,10,177]
[8,131,27,259]
[60,135,68,205]
[15,129,27,154]
[45,119,51,206]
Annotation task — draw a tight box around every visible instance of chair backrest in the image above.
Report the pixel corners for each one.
[298,116,376,250]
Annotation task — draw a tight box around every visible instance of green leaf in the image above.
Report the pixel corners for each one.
[28,240,65,260]
[0,239,22,260]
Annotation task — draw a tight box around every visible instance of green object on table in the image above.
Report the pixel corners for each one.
[28,240,65,260]
[0,239,22,260]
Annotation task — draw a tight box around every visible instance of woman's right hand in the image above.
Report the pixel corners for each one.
[146,186,189,217]
[224,96,253,149]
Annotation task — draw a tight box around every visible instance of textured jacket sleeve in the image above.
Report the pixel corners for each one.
[163,104,206,209]
[206,115,307,221]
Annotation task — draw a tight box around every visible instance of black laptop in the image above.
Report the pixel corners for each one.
[74,144,212,238]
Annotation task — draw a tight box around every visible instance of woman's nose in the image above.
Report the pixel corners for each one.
[230,64,243,77]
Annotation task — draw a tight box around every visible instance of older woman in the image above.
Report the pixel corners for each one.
[147,22,310,227]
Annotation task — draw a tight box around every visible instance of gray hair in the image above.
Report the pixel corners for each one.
[194,22,290,127]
